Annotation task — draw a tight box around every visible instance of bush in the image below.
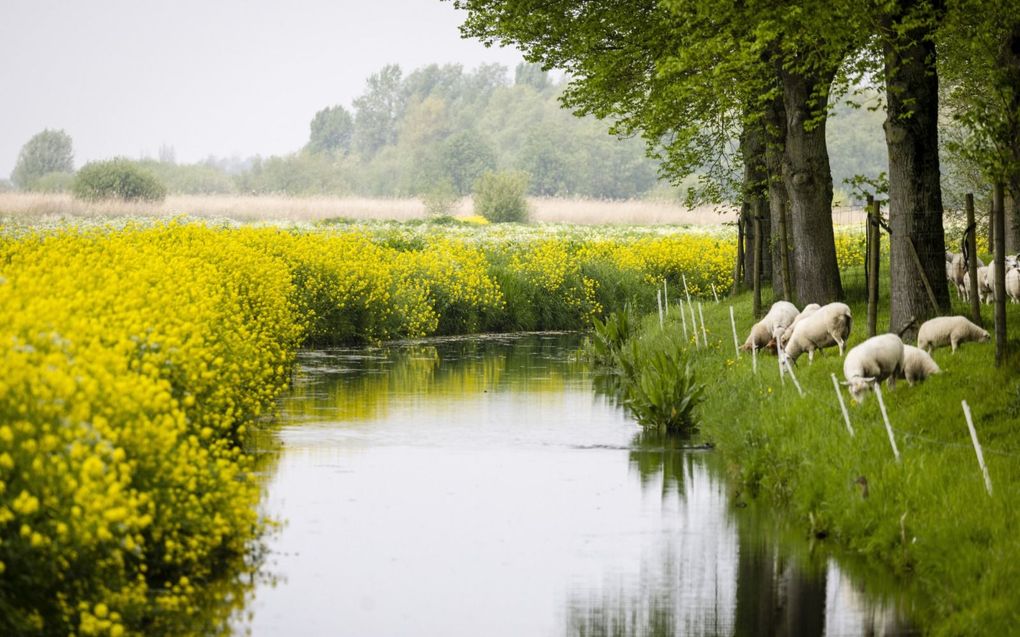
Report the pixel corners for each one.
[72,159,167,203]
[422,180,460,217]
[473,170,529,223]
[617,332,704,436]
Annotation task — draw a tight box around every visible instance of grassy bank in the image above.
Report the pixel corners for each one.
[622,276,1020,635]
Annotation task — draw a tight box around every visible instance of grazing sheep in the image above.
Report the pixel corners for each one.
[778,303,820,348]
[917,316,989,353]
[843,333,905,403]
[740,301,799,353]
[952,252,987,301]
[1007,267,1020,303]
[976,266,993,303]
[783,302,853,364]
[899,345,941,385]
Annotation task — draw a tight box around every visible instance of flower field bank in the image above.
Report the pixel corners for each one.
[0,218,764,635]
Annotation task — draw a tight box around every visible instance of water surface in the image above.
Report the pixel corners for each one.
[240,333,915,636]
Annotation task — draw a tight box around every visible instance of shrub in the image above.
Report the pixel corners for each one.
[30,171,75,193]
[422,180,460,218]
[473,170,529,223]
[72,159,167,203]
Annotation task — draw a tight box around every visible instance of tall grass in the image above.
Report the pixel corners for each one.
[0,191,750,226]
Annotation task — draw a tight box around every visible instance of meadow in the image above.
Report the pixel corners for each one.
[599,267,1020,636]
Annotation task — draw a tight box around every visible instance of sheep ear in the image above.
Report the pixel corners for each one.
[862,376,876,383]
[839,380,850,386]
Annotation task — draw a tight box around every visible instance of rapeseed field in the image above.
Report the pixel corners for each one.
[0,218,753,634]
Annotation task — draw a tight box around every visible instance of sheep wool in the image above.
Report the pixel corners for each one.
[783,302,852,364]
[1007,268,1020,303]
[843,333,905,403]
[779,303,820,347]
[740,301,799,352]
[900,345,941,385]
[917,316,989,353]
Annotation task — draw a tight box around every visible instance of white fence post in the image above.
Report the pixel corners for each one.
[962,400,993,496]
[657,289,664,329]
[729,306,740,358]
[698,302,708,347]
[783,354,804,396]
[873,383,900,462]
[689,301,699,349]
[831,373,854,437]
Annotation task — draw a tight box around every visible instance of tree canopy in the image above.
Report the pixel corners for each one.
[12,129,74,189]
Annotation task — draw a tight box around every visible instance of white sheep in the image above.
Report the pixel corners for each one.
[975,266,993,303]
[1007,267,1020,303]
[777,303,820,348]
[899,345,941,385]
[947,252,965,299]
[948,252,984,300]
[740,301,799,353]
[783,302,853,364]
[842,333,904,403]
[916,316,989,353]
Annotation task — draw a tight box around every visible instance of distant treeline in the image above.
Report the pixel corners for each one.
[5,63,890,202]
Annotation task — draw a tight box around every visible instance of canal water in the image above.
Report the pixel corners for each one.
[238,333,916,636]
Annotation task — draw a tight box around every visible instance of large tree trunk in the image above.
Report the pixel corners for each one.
[882,2,950,338]
[764,89,793,299]
[778,64,844,305]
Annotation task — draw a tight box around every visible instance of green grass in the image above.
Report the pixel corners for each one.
[628,274,1020,636]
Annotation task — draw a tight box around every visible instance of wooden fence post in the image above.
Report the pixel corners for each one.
[993,183,1007,367]
[733,212,745,296]
[965,194,983,326]
[753,204,763,319]
[867,195,879,337]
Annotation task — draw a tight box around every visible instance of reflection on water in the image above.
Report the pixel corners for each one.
[239,334,916,636]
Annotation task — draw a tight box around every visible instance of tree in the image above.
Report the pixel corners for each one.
[455,0,852,304]
[11,129,74,189]
[352,64,405,158]
[514,62,550,91]
[872,0,951,334]
[438,130,497,195]
[307,105,354,156]
[941,0,1020,252]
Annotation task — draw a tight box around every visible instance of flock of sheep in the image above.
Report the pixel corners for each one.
[739,300,989,403]
[946,250,1020,303]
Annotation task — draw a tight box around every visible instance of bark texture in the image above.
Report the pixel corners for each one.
[1001,23,1020,253]
[778,64,844,305]
[882,2,950,339]
[765,90,794,299]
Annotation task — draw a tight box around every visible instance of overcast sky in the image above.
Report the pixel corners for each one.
[0,0,525,179]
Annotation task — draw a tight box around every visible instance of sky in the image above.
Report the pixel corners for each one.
[0,0,525,179]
